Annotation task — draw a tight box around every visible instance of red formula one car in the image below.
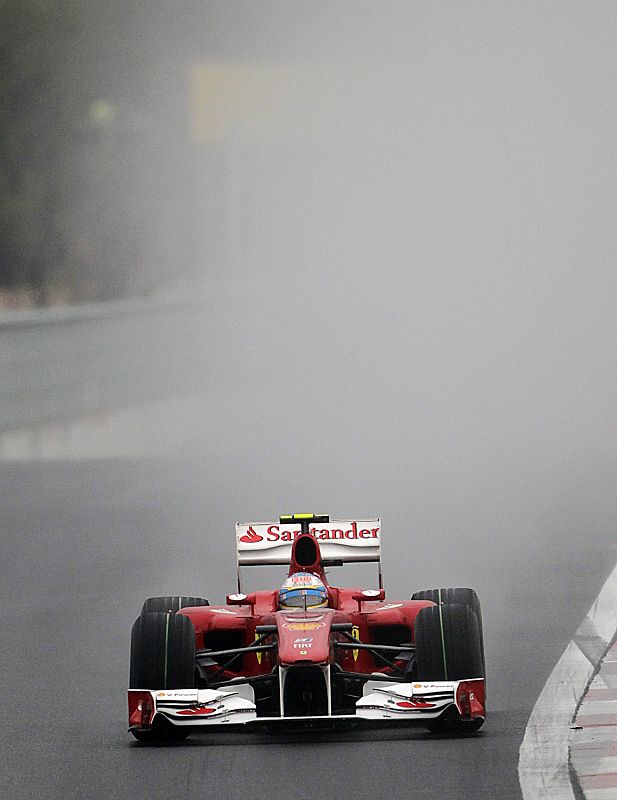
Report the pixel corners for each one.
[128,514,485,740]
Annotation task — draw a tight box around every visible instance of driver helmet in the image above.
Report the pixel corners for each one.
[278,571,328,609]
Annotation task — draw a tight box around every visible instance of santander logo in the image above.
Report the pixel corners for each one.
[238,522,379,546]
[236,520,381,554]
[239,527,263,544]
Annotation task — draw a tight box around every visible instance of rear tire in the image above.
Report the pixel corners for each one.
[415,603,484,681]
[140,596,209,615]
[129,612,196,689]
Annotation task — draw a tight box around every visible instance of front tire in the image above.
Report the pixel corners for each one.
[414,604,484,733]
[412,587,485,668]
[415,603,484,681]
[425,707,484,735]
[129,611,196,689]
[130,720,191,743]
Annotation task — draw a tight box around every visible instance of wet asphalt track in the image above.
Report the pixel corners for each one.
[1,458,615,800]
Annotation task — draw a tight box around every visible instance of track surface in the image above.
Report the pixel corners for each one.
[1,458,615,800]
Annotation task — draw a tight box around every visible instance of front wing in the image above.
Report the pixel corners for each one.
[128,679,485,731]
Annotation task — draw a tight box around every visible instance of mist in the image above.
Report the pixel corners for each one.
[90,3,611,715]
[5,1,617,711]
[2,14,617,800]
[145,6,617,550]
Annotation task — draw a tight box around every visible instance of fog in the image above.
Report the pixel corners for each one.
[143,6,617,553]
[7,1,617,708]
[78,3,611,712]
[1,22,617,800]
[90,15,614,563]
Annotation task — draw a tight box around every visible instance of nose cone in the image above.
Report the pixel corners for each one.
[276,610,332,665]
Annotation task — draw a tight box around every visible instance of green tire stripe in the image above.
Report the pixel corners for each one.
[437,587,448,680]
[163,612,171,686]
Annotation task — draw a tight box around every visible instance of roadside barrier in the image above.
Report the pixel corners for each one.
[0,289,209,433]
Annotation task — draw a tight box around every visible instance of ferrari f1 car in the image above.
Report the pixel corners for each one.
[128,514,486,740]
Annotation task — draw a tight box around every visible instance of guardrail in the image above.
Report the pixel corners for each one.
[0,290,209,433]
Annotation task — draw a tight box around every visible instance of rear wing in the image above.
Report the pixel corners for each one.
[235,515,382,591]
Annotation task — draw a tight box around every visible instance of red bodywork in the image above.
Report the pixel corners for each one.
[178,534,432,688]
[129,528,486,731]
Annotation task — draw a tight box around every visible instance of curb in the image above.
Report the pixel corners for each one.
[570,608,617,798]
[519,562,617,799]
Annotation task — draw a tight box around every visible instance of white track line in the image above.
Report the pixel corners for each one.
[518,562,617,800]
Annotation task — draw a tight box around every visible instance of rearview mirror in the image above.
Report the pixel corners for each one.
[226,592,256,607]
[352,588,385,607]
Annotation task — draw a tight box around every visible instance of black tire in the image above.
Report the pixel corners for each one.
[414,604,484,681]
[130,720,191,743]
[140,596,209,615]
[412,587,485,668]
[129,611,196,689]
[424,707,484,735]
